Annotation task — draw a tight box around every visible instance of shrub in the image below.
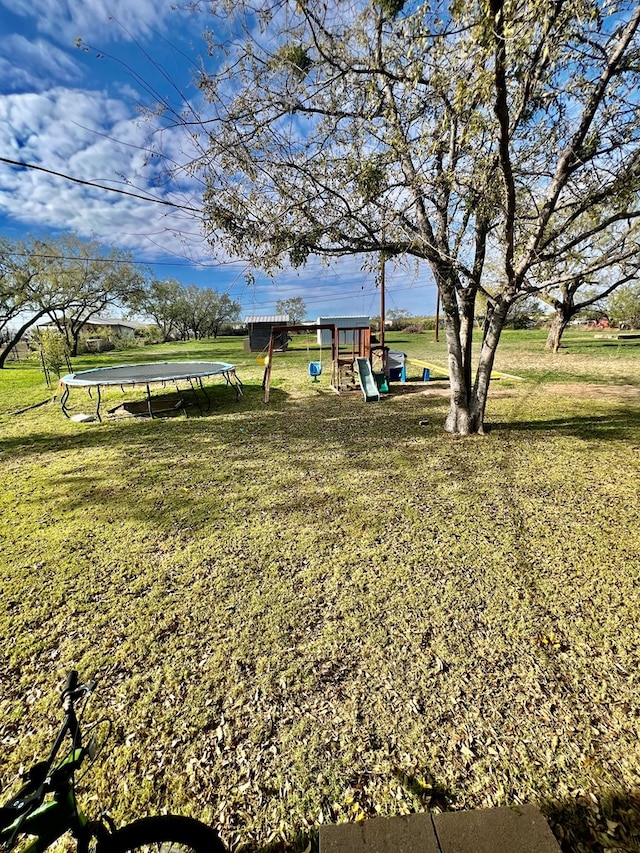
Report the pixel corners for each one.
[34,329,70,384]
[110,331,141,350]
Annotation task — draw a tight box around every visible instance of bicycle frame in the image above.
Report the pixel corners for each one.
[1,780,90,853]
[2,672,226,853]
[1,673,101,853]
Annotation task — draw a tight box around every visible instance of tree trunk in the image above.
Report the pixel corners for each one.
[472,300,511,432]
[70,329,80,357]
[441,294,510,435]
[441,290,475,435]
[545,310,569,352]
[0,309,48,369]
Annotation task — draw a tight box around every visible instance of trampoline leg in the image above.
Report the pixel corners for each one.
[61,386,71,419]
[197,377,211,413]
[188,378,203,415]
[224,370,244,401]
[95,385,102,422]
[146,384,154,419]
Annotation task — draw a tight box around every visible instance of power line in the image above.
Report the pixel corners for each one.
[241,279,436,310]
[2,248,237,270]
[0,156,202,213]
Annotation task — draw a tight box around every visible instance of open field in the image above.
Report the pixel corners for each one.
[1,330,639,853]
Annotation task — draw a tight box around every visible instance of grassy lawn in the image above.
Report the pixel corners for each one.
[1,330,639,852]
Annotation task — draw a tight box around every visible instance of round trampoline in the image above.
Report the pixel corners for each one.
[60,361,243,421]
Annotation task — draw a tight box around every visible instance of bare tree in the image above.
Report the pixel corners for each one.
[173,0,640,433]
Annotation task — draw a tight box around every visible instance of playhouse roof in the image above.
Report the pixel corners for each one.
[244,315,289,325]
[316,314,370,324]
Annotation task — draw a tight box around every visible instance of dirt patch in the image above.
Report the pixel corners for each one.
[107,393,188,417]
[542,382,640,402]
[404,381,640,403]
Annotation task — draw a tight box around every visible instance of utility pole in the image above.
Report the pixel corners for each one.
[379,249,386,350]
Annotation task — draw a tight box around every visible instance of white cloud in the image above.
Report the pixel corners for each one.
[0,34,81,92]
[0,86,210,261]
[0,77,434,315]
[0,0,183,45]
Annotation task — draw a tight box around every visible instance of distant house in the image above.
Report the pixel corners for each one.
[244,315,290,352]
[36,316,146,352]
[316,315,370,347]
[79,317,143,336]
[81,318,145,351]
[37,317,142,338]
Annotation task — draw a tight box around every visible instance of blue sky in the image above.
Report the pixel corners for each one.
[0,0,438,320]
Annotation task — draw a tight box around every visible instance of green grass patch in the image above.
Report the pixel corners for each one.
[1,331,639,852]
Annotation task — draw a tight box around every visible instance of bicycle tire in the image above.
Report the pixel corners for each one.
[98,815,227,853]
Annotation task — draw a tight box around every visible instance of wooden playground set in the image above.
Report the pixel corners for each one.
[260,322,448,403]
[259,321,522,403]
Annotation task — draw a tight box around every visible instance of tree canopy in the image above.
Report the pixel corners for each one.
[1,237,58,368]
[275,297,307,324]
[174,284,242,339]
[41,235,145,356]
[132,279,242,340]
[608,282,640,328]
[182,0,640,433]
[0,236,144,365]
[130,278,185,343]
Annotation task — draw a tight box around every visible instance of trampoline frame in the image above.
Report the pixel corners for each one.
[60,361,244,422]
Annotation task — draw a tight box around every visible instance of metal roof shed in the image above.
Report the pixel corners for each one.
[244,315,290,352]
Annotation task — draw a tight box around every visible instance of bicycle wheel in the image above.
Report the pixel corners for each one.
[99,815,227,853]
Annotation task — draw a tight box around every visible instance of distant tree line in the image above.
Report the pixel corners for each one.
[383,288,640,335]
[0,235,242,367]
[130,279,241,342]
[0,234,144,367]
